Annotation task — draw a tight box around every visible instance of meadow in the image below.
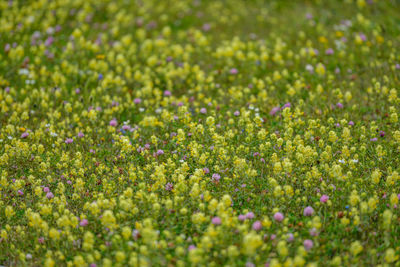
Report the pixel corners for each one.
[0,0,400,266]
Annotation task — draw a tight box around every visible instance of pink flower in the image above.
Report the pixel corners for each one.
[273,212,284,222]
[65,138,73,144]
[21,132,29,138]
[46,192,54,199]
[252,221,262,231]
[122,125,131,131]
[303,239,313,250]
[109,119,117,127]
[303,206,314,216]
[320,195,329,203]
[200,108,207,114]
[325,48,334,55]
[134,98,142,104]
[238,214,246,221]
[270,106,280,116]
[80,219,89,227]
[164,90,171,96]
[43,187,50,193]
[234,111,240,116]
[230,68,238,74]
[78,132,84,138]
[246,212,255,219]
[212,216,222,225]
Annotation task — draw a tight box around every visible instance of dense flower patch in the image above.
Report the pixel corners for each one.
[1,0,400,266]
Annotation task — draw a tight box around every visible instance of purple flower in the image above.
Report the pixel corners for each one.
[273,212,284,222]
[379,131,385,137]
[21,132,29,138]
[165,183,173,191]
[164,90,171,96]
[212,173,221,182]
[238,214,246,221]
[156,149,164,156]
[80,219,89,227]
[252,221,262,231]
[303,206,314,216]
[188,245,196,251]
[246,212,255,219]
[78,132,84,138]
[134,98,142,104]
[212,216,222,225]
[200,108,207,114]
[234,111,240,116]
[18,190,24,196]
[348,121,354,126]
[43,187,50,193]
[270,106,280,116]
[230,68,238,75]
[109,119,118,127]
[203,167,210,174]
[325,48,334,55]
[46,192,54,199]
[303,239,313,250]
[65,138,73,144]
[122,125,131,131]
[359,33,367,41]
[320,195,329,203]
[370,137,378,142]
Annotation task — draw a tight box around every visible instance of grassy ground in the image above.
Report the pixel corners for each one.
[0,0,400,266]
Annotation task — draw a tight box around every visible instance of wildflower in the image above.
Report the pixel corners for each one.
[273,212,284,222]
[320,195,329,203]
[212,216,222,225]
[212,173,221,182]
[230,68,238,74]
[246,212,255,219]
[252,221,262,231]
[65,138,73,144]
[109,119,118,127]
[303,239,313,251]
[303,206,314,216]
[165,183,173,191]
